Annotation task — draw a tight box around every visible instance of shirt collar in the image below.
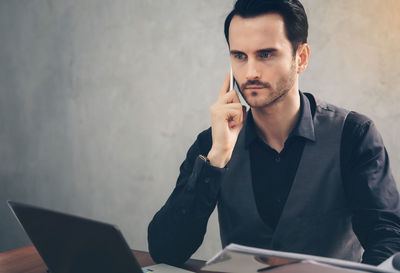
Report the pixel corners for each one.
[245,91,316,148]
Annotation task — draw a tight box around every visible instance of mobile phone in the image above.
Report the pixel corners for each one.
[230,67,248,108]
[230,67,235,92]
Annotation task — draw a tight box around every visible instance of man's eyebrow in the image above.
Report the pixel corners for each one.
[230,50,245,55]
[256,48,278,53]
[230,48,278,54]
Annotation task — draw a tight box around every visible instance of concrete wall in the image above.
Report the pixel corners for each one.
[1,0,399,260]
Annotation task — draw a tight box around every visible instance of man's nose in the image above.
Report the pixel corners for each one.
[246,60,261,81]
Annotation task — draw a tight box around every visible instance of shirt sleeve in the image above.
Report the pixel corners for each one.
[341,112,400,265]
[147,128,226,266]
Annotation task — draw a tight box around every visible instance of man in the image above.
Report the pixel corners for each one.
[148,0,400,266]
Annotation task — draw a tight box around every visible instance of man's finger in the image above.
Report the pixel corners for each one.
[226,108,245,128]
[219,102,243,113]
[218,71,231,99]
[220,89,241,104]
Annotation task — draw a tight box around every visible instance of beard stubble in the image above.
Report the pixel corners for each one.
[239,61,297,109]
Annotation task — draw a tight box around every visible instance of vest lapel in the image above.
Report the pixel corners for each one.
[218,118,274,248]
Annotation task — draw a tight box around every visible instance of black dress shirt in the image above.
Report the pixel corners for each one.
[148,92,400,266]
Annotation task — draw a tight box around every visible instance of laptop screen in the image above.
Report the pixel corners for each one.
[8,201,142,273]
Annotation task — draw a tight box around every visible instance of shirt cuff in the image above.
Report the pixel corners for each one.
[189,156,226,200]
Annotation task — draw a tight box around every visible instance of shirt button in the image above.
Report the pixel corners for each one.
[181,209,187,215]
[204,178,211,184]
[275,156,281,163]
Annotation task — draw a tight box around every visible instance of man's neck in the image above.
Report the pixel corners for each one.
[252,88,301,153]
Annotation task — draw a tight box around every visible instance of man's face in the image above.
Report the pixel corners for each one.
[229,13,299,108]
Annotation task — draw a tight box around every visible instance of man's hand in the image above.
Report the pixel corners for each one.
[207,71,246,168]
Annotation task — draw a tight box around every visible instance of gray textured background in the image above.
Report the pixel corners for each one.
[1,0,399,260]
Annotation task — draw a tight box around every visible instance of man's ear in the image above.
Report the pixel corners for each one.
[296,43,310,74]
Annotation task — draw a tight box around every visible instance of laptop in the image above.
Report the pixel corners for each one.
[7,201,192,273]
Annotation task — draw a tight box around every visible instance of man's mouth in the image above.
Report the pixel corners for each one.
[245,85,266,90]
[241,81,271,92]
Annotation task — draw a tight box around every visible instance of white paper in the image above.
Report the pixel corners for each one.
[263,261,369,273]
[202,244,399,273]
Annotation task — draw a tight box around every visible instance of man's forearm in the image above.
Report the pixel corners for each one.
[148,155,224,265]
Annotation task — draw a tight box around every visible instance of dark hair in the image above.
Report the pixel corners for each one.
[224,0,308,54]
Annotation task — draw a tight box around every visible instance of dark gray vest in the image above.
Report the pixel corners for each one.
[217,97,363,262]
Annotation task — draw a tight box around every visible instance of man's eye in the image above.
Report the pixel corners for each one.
[259,52,271,58]
[234,53,246,60]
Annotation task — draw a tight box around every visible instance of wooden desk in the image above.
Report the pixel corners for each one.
[0,245,216,273]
